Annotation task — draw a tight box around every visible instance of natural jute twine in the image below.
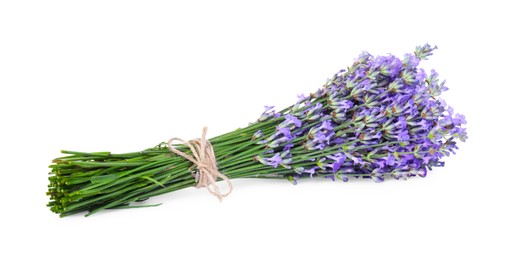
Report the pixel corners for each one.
[166,127,232,201]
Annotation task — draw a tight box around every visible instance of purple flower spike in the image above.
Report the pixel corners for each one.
[252,44,465,185]
[256,153,283,168]
[280,114,302,129]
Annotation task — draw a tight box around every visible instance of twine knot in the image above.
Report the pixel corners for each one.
[167,127,232,201]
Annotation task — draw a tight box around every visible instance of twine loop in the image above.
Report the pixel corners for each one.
[167,127,232,201]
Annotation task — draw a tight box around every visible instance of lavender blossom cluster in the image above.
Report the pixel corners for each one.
[253,44,467,183]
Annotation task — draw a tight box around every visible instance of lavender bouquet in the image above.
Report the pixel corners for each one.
[47,44,467,217]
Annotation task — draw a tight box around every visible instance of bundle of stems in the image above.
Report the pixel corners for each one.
[47,44,467,217]
[48,122,293,217]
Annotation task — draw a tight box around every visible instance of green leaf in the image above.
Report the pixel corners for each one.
[141,176,165,187]
[111,203,162,209]
[90,174,119,184]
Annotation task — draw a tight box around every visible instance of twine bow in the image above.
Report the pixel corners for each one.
[166,127,232,201]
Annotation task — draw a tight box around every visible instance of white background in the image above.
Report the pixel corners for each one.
[1,1,522,259]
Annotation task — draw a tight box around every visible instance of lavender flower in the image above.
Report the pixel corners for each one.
[253,44,466,183]
[256,153,283,168]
